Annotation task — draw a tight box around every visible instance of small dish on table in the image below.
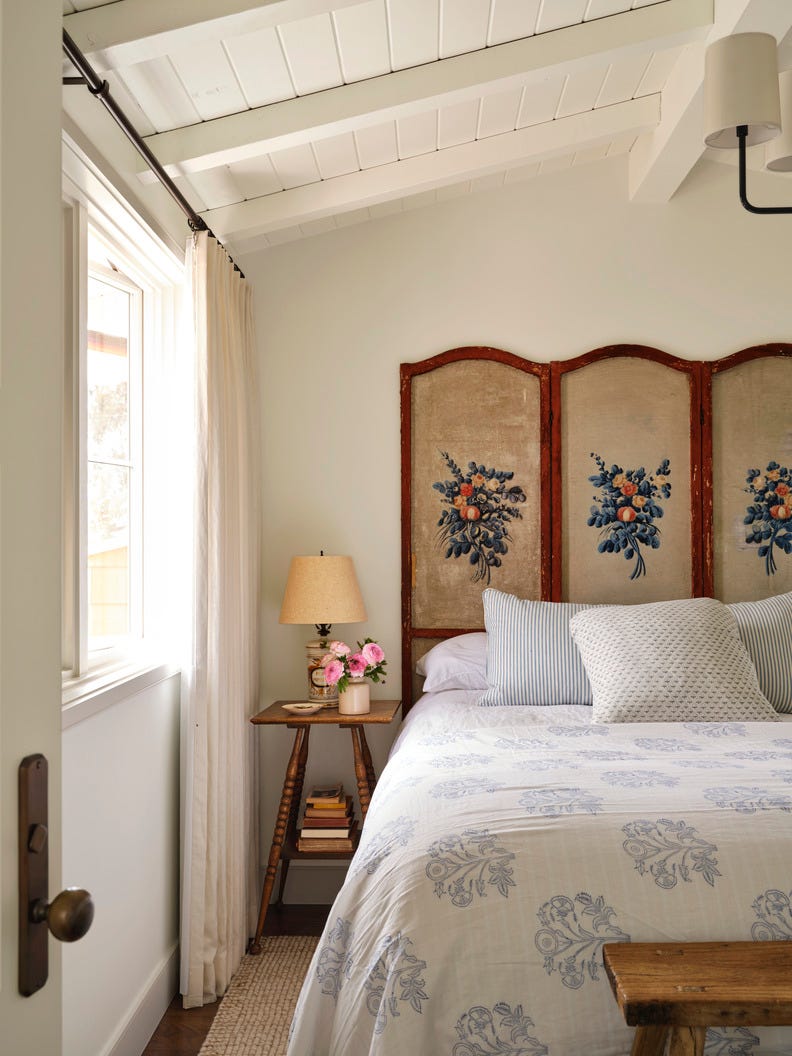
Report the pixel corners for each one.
[280,702,324,716]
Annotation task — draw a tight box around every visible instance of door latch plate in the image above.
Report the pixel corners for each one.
[19,754,49,996]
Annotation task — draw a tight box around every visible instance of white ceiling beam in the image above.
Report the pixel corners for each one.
[202,94,660,244]
[629,0,792,202]
[63,0,367,72]
[135,0,710,183]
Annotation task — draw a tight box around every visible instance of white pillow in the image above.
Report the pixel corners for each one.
[416,632,488,693]
[728,591,792,714]
[569,597,779,724]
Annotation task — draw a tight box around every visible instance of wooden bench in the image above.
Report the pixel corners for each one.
[602,941,792,1056]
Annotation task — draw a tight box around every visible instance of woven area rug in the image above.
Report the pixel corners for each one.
[199,936,319,1056]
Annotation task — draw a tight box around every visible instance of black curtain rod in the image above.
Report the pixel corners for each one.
[62,29,245,278]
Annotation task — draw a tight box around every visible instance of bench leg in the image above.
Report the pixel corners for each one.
[631,1025,668,1056]
[668,1026,706,1056]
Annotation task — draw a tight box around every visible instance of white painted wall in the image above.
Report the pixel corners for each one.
[62,673,180,1056]
[240,155,792,902]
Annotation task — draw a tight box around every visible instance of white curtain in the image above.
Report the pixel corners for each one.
[180,231,261,1008]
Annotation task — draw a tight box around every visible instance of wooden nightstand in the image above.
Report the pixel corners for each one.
[249,698,401,954]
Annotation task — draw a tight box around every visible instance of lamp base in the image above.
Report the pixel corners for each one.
[306,639,338,704]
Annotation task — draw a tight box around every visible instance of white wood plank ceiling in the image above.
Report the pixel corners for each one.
[62,1,792,251]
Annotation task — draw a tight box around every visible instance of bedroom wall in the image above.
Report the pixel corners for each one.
[240,154,792,902]
[61,674,180,1056]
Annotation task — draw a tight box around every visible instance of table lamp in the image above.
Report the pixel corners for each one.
[279,553,367,703]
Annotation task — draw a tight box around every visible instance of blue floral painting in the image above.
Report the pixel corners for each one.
[433,452,526,584]
[587,454,671,580]
[744,462,792,575]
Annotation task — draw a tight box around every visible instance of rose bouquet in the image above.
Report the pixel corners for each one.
[322,638,387,694]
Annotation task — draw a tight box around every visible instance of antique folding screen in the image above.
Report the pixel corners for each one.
[401,343,792,712]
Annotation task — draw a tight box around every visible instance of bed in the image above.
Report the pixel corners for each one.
[287,345,792,1055]
[287,688,792,1056]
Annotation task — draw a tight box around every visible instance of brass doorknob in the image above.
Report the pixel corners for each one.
[31,888,94,942]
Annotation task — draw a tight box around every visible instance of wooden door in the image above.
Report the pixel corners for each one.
[0,2,65,1052]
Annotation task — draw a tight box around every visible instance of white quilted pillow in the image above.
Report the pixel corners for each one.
[569,597,779,724]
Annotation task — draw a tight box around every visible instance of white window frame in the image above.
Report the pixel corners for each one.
[62,134,184,718]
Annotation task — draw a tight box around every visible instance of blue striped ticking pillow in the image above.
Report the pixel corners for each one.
[728,591,792,714]
[479,589,593,707]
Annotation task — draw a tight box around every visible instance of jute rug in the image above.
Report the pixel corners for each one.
[199,936,319,1056]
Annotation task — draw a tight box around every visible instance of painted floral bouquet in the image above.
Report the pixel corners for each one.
[587,454,671,580]
[744,461,792,576]
[322,638,387,693]
[433,451,527,585]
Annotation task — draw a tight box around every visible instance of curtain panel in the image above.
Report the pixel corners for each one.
[181,232,261,1007]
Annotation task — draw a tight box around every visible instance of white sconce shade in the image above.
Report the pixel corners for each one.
[704,33,781,148]
[766,68,792,171]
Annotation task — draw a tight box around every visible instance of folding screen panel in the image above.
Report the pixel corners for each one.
[400,348,550,707]
[550,347,703,604]
[705,345,792,602]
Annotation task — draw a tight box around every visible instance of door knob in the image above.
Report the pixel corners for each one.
[31,888,94,943]
[18,755,96,996]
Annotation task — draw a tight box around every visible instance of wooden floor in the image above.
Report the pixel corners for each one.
[142,905,330,1056]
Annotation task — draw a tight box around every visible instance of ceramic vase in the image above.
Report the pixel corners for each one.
[338,678,370,715]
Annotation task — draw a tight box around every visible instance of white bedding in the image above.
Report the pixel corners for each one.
[288,694,792,1056]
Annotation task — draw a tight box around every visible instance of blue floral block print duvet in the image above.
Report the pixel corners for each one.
[287,694,792,1056]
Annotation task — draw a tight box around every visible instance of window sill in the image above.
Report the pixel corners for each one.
[62,659,180,729]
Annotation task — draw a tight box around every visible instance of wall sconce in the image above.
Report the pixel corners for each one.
[704,32,792,214]
[279,553,367,704]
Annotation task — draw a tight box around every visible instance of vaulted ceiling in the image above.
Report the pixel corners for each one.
[62,1,792,254]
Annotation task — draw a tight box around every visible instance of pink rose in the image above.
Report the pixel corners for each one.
[328,640,350,657]
[320,653,333,668]
[348,653,367,678]
[323,659,345,685]
[361,642,384,665]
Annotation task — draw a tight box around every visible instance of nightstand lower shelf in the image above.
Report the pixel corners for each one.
[248,699,400,954]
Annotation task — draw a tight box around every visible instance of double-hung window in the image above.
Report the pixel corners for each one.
[62,139,185,710]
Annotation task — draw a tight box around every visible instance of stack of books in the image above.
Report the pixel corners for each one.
[297,782,358,852]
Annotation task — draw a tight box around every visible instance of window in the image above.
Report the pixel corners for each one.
[62,141,184,702]
[86,256,143,652]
